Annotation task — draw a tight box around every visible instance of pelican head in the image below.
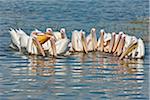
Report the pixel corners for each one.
[60,28,66,39]
[100,29,105,33]
[119,32,124,35]
[91,28,96,33]
[46,28,53,35]
[31,31,38,37]
[131,36,138,43]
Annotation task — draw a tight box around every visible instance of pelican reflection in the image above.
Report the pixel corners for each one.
[28,55,56,76]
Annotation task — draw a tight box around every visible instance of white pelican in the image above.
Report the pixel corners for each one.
[55,28,69,54]
[108,32,116,53]
[119,36,138,59]
[71,30,88,53]
[114,34,126,56]
[47,28,70,56]
[9,28,39,55]
[86,28,97,51]
[97,29,105,52]
[119,35,145,59]
[97,29,112,53]
[112,32,123,53]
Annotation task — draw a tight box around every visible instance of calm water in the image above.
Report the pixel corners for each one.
[0,0,149,100]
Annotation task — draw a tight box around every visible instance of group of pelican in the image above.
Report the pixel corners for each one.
[9,28,69,57]
[9,27,145,59]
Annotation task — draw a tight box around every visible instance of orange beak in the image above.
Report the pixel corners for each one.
[119,39,138,60]
[33,37,45,56]
[117,35,125,56]
[81,32,88,53]
[112,32,122,53]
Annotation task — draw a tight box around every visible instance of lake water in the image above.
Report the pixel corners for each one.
[0,0,149,100]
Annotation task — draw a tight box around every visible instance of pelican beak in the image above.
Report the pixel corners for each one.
[109,32,115,53]
[92,32,97,51]
[61,32,65,39]
[117,35,125,56]
[112,32,123,53]
[33,37,45,56]
[81,33,88,54]
[50,38,57,57]
[99,30,104,52]
[119,40,138,60]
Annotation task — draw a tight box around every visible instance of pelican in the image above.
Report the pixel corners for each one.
[97,29,105,52]
[119,35,145,59]
[119,36,138,60]
[113,34,126,56]
[70,30,88,53]
[9,28,39,55]
[112,32,123,53]
[97,29,112,53]
[86,28,97,51]
[54,28,70,54]
[46,28,69,55]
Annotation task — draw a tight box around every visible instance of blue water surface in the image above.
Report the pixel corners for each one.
[0,0,149,100]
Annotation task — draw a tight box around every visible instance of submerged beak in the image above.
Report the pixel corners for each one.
[81,33,88,54]
[33,37,45,56]
[50,38,57,57]
[119,39,138,60]
[112,32,122,53]
[117,35,125,56]
[109,32,115,53]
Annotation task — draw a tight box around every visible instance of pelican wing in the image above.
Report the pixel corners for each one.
[136,38,145,58]
[56,39,70,54]
[16,29,30,48]
[9,28,20,50]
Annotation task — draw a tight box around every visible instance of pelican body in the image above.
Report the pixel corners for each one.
[70,30,88,53]
[86,28,97,51]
